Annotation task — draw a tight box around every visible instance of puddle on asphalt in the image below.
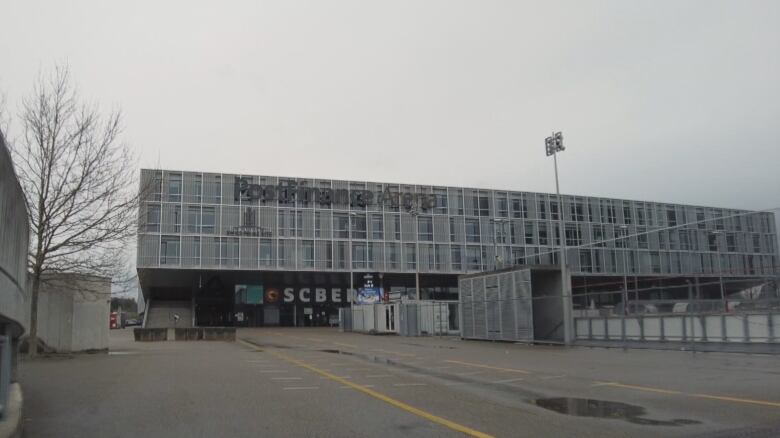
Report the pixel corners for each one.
[531,398,701,427]
[320,349,354,356]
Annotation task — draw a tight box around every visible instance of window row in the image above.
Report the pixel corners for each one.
[140,204,777,254]
[141,170,775,233]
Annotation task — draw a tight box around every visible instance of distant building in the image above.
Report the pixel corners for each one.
[136,169,779,328]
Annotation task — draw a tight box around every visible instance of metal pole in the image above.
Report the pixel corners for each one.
[717,253,726,312]
[553,150,573,345]
[492,219,498,271]
[349,212,355,303]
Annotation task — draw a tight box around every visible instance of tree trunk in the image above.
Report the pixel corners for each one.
[28,272,41,357]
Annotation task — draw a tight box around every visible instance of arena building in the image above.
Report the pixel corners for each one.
[136,169,779,328]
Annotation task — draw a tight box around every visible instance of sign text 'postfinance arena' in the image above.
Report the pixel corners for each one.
[235,177,437,210]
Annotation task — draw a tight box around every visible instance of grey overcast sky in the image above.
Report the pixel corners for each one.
[1,0,778,212]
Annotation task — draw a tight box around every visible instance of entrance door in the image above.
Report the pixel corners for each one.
[264,306,280,326]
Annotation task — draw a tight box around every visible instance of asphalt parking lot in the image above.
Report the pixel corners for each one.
[18,327,780,437]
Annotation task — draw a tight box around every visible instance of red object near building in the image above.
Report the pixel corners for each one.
[109,312,119,329]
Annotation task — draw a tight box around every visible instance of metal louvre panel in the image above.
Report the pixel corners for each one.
[315,240,332,269]
[181,236,200,267]
[182,172,201,204]
[384,242,401,270]
[463,189,477,216]
[240,238,258,269]
[201,237,219,268]
[472,277,487,339]
[485,275,500,340]
[433,215,448,242]
[459,278,474,338]
[514,270,533,341]
[451,216,465,243]
[260,239,275,267]
[138,234,159,266]
[448,189,463,215]
[499,272,515,341]
[161,204,181,234]
[202,173,221,204]
[221,206,240,234]
[401,214,416,241]
[301,210,315,238]
[435,244,450,271]
[139,169,160,202]
[221,174,238,205]
[183,204,201,234]
[332,180,349,210]
[384,213,399,240]
[367,182,383,212]
[258,207,276,237]
[418,243,433,272]
[316,211,332,239]
[369,242,384,270]
[220,237,239,268]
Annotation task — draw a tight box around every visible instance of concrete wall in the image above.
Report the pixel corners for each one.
[0,129,29,339]
[24,274,111,352]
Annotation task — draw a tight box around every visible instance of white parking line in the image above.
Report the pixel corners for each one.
[283,386,319,390]
[493,377,524,384]
[393,383,427,387]
[271,377,303,381]
[366,374,393,378]
[257,370,288,373]
[541,374,567,380]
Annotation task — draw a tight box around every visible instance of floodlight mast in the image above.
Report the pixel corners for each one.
[545,131,573,345]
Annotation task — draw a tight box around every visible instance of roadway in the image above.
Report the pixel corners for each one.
[18,327,780,437]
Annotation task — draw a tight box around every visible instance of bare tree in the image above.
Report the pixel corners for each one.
[10,65,142,356]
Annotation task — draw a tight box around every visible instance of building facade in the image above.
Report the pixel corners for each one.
[136,169,779,327]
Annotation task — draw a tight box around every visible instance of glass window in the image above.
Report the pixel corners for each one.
[465,219,480,243]
[466,246,481,270]
[301,240,314,268]
[451,246,462,270]
[478,194,490,216]
[418,216,433,241]
[404,243,416,270]
[371,214,383,240]
[186,206,200,233]
[352,243,366,268]
[351,214,367,239]
[260,239,274,266]
[167,173,182,202]
[160,236,180,265]
[146,204,161,232]
[333,213,349,238]
[202,207,216,234]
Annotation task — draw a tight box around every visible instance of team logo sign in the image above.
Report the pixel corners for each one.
[264,288,280,304]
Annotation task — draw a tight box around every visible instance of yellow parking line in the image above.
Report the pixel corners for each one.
[239,340,493,438]
[691,394,780,408]
[443,360,530,375]
[334,342,357,349]
[599,382,681,395]
[598,381,780,408]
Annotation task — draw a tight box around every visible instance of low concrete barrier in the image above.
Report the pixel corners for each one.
[174,328,202,341]
[203,327,235,341]
[133,328,167,342]
[173,327,235,341]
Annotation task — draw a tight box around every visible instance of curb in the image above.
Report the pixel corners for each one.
[0,383,23,438]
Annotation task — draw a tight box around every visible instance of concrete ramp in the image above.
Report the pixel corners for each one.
[144,300,192,328]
